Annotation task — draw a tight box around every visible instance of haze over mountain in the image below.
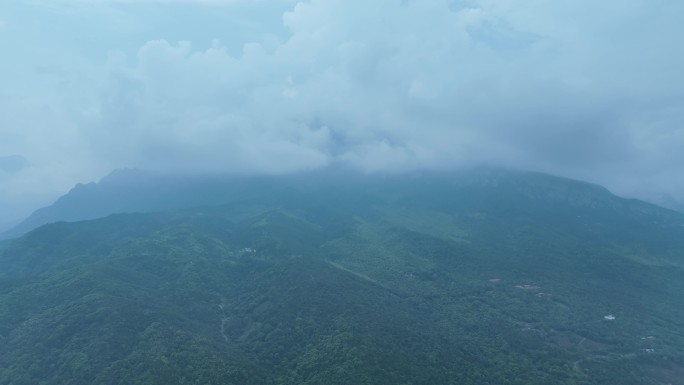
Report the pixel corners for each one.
[3,167,681,241]
[1,0,684,224]
[2,169,684,384]
[2,1,684,383]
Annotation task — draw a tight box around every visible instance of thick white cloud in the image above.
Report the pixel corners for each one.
[1,0,684,221]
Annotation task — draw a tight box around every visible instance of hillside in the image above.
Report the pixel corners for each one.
[4,167,681,240]
[0,169,270,240]
[1,170,684,384]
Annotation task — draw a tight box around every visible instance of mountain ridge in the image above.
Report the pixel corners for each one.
[2,167,681,241]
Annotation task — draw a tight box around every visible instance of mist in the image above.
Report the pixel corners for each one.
[1,0,684,223]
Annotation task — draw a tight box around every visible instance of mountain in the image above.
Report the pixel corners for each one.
[1,168,396,240]
[4,167,681,240]
[651,194,684,215]
[0,169,272,240]
[1,169,684,384]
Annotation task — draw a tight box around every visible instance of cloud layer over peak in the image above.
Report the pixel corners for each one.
[1,0,684,221]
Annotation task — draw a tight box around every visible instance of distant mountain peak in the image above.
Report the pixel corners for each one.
[1,167,680,241]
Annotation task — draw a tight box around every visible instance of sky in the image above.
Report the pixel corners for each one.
[1,0,684,226]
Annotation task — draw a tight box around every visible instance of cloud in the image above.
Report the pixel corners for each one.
[0,155,29,175]
[28,0,261,5]
[1,0,684,218]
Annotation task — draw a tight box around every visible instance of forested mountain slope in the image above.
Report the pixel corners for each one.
[5,167,678,240]
[1,170,684,384]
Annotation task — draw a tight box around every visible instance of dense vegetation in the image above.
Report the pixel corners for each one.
[1,170,684,384]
